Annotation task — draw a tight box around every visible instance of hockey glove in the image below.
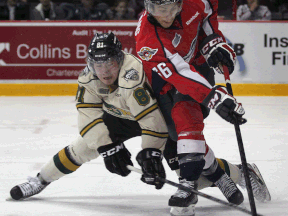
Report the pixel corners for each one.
[97,142,133,177]
[202,86,247,125]
[136,148,166,190]
[200,33,236,75]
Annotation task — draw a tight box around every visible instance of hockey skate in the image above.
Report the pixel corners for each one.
[214,173,244,205]
[238,163,271,202]
[169,179,198,216]
[10,173,50,200]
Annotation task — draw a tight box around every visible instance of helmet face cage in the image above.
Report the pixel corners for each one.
[145,0,182,16]
[87,33,123,76]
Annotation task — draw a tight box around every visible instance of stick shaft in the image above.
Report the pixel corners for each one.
[127,165,263,216]
[222,66,258,216]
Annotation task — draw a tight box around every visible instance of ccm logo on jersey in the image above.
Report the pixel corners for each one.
[100,143,124,157]
[201,37,224,54]
[137,47,158,61]
[207,92,221,109]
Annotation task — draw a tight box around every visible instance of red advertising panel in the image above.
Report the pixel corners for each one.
[0,21,138,80]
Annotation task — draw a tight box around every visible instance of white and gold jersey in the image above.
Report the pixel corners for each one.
[76,51,168,150]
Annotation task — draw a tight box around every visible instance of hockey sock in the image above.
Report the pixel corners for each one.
[203,159,225,183]
[40,146,81,182]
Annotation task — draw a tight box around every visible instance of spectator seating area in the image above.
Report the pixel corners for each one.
[0,0,287,21]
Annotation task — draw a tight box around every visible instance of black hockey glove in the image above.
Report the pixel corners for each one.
[136,148,166,190]
[200,33,236,75]
[97,142,133,177]
[202,86,247,125]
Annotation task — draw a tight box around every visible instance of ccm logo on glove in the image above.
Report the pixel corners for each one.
[100,143,124,157]
[201,37,224,55]
[151,151,161,157]
[200,33,236,75]
[207,92,220,109]
[202,86,246,125]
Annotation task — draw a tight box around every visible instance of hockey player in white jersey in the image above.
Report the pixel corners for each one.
[9,33,271,215]
[10,32,168,198]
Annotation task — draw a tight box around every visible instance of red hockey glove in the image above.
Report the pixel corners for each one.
[136,148,166,190]
[200,33,236,75]
[202,86,247,125]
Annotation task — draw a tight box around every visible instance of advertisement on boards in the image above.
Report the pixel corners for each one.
[0,22,287,83]
[218,22,288,83]
[0,22,137,80]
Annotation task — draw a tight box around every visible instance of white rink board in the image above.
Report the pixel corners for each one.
[218,22,288,84]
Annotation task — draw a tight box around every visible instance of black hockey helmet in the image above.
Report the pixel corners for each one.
[87,32,123,63]
[87,32,123,75]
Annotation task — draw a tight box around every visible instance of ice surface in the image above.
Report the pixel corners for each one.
[1,96,287,216]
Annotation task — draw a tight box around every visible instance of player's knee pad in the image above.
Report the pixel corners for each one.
[177,129,206,181]
[69,136,99,164]
[178,153,205,181]
[163,137,179,170]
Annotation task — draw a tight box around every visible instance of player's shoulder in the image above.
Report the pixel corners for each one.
[135,14,163,61]
[118,51,146,89]
[135,11,158,43]
[184,0,206,11]
[77,66,98,86]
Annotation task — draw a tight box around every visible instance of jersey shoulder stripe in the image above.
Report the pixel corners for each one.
[142,129,169,139]
[76,103,103,109]
[134,103,158,121]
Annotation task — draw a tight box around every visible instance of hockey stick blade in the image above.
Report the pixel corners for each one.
[127,165,264,216]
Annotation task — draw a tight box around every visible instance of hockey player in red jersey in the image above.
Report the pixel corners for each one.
[135,0,247,215]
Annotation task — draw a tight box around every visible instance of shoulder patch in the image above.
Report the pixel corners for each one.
[123,68,139,82]
[137,47,158,61]
[79,66,90,77]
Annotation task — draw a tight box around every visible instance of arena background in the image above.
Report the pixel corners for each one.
[0,20,287,96]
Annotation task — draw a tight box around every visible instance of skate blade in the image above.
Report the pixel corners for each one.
[251,163,271,201]
[170,204,195,216]
[6,197,16,201]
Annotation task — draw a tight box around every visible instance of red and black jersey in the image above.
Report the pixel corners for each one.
[135,0,224,103]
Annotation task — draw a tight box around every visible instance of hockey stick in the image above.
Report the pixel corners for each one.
[221,65,258,216]
[127,165,264,216]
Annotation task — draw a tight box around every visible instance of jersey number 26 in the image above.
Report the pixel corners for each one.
[153,63,172,78]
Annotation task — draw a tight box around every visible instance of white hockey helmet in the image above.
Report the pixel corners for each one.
[144,0,183,17]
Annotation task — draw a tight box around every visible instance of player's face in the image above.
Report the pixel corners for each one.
[152,2,182,28]
[93,59,120,85]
